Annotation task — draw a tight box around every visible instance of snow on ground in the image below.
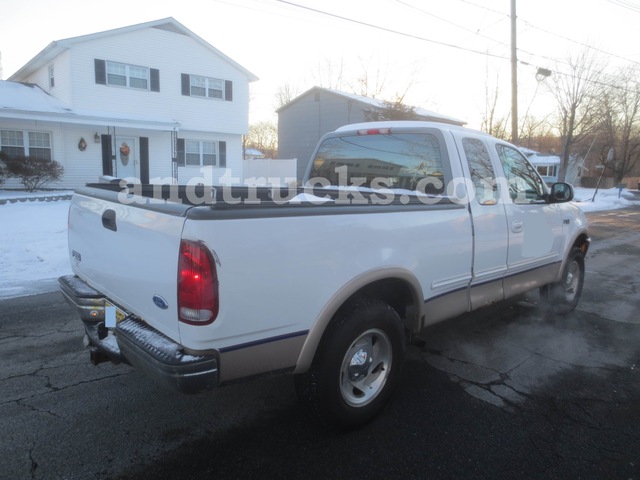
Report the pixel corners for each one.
[0,187,638,300]
[0,196,72,299]
[572,187,636,212]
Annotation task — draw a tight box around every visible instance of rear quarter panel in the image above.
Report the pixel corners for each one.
[178,205,473,354]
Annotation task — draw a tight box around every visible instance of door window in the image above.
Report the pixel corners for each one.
[495,145,547,204]
[462,138,498,205]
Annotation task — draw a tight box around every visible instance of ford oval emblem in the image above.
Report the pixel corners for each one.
[152,295,169,310]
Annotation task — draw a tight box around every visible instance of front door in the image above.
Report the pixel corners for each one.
[115,137,137,180]
[493,144,565,296]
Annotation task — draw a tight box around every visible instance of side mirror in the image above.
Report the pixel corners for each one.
[549,182,574,203]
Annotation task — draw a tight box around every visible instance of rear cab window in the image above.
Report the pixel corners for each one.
[306,128,453,202]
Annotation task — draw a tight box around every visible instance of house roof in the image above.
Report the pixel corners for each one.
[0,81,72,114]
[521,147,561,165]
[0,80,179,130]
[527,153,561,165]
[8,17,259,83]
[277,86,465,126]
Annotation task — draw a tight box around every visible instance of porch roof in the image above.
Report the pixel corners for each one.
[0,81,180,131]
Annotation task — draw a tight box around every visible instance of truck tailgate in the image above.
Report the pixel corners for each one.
[67,188,191,342]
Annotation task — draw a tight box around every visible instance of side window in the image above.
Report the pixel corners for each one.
[462,137,498,205]
[48,65,55,88]
[308,131,448,195]
[495,145,547,204]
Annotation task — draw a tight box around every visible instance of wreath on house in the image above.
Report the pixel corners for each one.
[120,142,130,166]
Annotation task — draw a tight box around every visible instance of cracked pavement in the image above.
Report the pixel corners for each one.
[1,207,639,480]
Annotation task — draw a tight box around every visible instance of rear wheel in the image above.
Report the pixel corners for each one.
[295,298,406,430]
[540,247,585,313]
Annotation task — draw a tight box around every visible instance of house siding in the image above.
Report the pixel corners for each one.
[23,50,73,106]
[67,28,249,134]
[278,90,368,178]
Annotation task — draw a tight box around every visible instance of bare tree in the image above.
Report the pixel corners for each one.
[274,83,302,110]
[349,56,388,98]
[547,50,607,182]
[481,75,509,141]
[245,121,278,158]
[599,65,640,183]
[312,57,346,91]
[518,115,555,151]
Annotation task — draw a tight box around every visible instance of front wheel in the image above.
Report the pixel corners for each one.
[540,247,585,313]
[295,298,406,430]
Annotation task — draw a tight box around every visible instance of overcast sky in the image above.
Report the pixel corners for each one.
[1,0,639,128]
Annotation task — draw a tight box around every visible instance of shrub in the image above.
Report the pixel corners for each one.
[5,155,64,192]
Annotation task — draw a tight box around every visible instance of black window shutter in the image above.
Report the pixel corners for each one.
[181,74,191,96]
[150,69,160,92]
[219,141,226,167]
[177,138,185,166]
[225,80,233,101]
[101,134,112,175]
[95,59,106,85]
[139,137,149,183]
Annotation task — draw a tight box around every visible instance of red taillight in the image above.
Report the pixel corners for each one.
[178,240,218,325]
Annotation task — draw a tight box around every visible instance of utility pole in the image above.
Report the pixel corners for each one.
[510,0,518,144]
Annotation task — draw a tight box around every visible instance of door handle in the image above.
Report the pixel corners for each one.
[102,209,117,232]
[511,220,523,233]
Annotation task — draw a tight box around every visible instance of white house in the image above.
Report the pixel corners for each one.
[521,148,583,186]
[0,17,258,189]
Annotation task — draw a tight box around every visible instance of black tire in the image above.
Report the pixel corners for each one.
[295,298,406,431]
[540,247,585,314]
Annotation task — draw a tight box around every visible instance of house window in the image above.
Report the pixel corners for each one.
[184,140,217,166]
[106,61,148,89]
[181,74,232,101]
[0,130,24,158]
[536,165,557,177]
[177,139,226,167]
[190,75,224,99]
[95,59,160,92]
[48,65,55,88]
[1,130,51,160]
[28,132,52,160]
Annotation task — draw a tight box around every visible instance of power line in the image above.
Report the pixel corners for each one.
[392,0,509,50]
[606,0,640,13]
[271,0,511,62]
[460,0,640,70]
[262,0,640,97]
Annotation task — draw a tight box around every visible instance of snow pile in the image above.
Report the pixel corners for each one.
[572,187,636,212]
[0,187,637,300]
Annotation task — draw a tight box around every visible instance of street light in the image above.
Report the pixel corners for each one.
[535,67,552,82]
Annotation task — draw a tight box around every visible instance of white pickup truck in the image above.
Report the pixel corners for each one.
[60,121,589,429]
